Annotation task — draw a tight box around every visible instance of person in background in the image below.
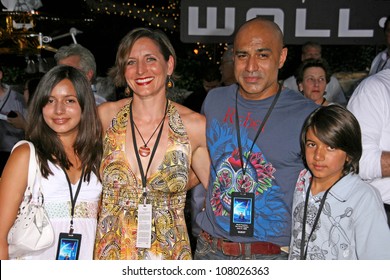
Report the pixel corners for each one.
[0,66,27,175]
[182,63,221,254]
[283,41,347,106]
[185,49,236,252]
[0,65,103,259]
[194,17,318,260]
[23,76,42,106]
[1,76,43,138]
[296,58,332,106]
[347,68,390,226]
[95,76,117,102]
[289,104,390,260]
[369,15,390,75]
[219,45,237,86]
[54,43,106,105]
[94,27,210,260]
[183,64,221,113]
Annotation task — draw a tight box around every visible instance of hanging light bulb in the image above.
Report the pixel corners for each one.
[25,55,37,74]
[37,54,48,73]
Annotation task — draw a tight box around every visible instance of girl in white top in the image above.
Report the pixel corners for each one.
[0,65,103,260]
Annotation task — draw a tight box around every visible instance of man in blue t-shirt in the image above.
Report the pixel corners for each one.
[194,17,318,260]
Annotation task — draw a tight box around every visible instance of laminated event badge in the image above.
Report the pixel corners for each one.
[136,203,152,248]
[229,192,255,237]
[56,232,82,260]
[56,167,84,260]
[228,85,281,238]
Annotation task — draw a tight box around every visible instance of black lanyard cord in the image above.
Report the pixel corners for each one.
[299,176,343,259]
[129,99,168,203]
[0,88,11,113]
[62,166,85,235]
[235,84,281,180]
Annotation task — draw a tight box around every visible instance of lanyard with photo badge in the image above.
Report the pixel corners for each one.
[230,85,281,237]
[55,167,84,260]
[130,100,167,248]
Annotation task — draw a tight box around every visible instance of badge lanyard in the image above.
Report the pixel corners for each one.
[129,99,168,248]
[230,85,281,237]
[235,84,281,182]
[56,166,84,260]
[62,166,85,235]
[0,88,11,112]
[299,176,343,260]
[129,99,168,204]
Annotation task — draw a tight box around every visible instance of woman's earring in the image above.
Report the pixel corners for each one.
[124,85,132,97]
[167,76,174,88]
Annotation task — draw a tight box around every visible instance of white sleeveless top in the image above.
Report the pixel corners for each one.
[21,162,102,260]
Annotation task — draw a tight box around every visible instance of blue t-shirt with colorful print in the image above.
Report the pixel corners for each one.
[197,84,318,246]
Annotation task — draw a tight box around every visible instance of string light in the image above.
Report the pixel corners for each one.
[83,0,179,33]
[0,0,239,92]
[6,1,229,62]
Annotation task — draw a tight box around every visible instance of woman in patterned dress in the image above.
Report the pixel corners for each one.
[94,28,210,260]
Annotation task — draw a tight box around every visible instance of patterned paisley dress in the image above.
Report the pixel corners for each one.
[94,100,192,260]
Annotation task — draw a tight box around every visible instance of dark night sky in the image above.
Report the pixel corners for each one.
[36,0,135,75]
[34,0,187,75]
[1,1,184,75]
[1,1,379,80]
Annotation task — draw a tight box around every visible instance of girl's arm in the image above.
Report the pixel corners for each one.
[0,144,30,259]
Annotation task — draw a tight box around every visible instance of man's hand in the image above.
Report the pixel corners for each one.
[7,111,26,130]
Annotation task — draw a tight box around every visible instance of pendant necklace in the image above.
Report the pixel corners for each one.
[130,99,168,157]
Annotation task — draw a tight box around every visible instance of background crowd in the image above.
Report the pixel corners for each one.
[0,15,389,260]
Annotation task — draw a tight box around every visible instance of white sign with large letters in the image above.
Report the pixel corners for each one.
[180,0,390,44]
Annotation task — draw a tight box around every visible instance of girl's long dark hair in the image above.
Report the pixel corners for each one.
[26,65,103,181]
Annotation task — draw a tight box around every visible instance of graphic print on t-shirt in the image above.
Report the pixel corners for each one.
[207,119,289,240]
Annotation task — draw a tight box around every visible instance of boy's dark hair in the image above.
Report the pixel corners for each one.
[300,104,362,175]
